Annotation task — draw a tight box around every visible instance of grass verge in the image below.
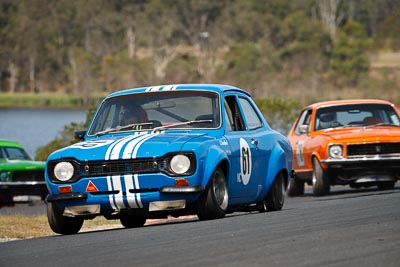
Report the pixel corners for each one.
[0,92,104,109]
[0,215,121,240]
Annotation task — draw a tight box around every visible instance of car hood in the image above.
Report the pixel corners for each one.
[0,159,45,171]
[319,126,400,142]
[50,132,210,161]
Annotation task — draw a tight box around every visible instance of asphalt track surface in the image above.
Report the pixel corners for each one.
[1,184,399,267]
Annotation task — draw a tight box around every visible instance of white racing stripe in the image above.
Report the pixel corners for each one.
[131,133,157,158]
[146,86,162,92]
[161,85,178,91]
[123,133,159,208]
[109,133,144,160]
[106,176,116,210]
[105,134,143,209]
[122,133,152,159]
[124,173,143,208]
[133,174,142,208]
[106,132,159,209]
[125,174,139,208]
[145,85,179,92]
[112,175,126,209]
[105,135,135,160]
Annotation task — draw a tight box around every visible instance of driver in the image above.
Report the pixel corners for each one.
[318,112,335,129]
[119,105,148,126]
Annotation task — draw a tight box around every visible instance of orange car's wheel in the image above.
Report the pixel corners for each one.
[287,178,305,197]
[312,157,330,196]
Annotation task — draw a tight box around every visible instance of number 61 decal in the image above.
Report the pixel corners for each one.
[240,138,252,185]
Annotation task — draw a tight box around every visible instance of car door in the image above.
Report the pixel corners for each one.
[289,108,313,172]
[223,94,266,203]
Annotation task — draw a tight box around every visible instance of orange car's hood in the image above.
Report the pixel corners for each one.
[319,126,400,142]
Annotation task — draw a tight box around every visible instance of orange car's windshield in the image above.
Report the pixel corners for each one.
[314,104,400,131]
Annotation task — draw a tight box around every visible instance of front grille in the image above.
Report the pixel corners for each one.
[12,170,45,182]
[47,153,196,183]
[347,142,400,157]
[81,159,167,178]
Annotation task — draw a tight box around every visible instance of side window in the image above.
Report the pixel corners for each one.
[224,100,234,131]
[238,97,262,130]
[295,109,312,135]
[390,112,400,125]
[224,96,245,131]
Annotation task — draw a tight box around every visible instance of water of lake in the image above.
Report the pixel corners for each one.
[0,108,87,158]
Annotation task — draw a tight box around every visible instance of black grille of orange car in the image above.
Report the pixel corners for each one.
[12,170,45,182]
[347,142,400,157]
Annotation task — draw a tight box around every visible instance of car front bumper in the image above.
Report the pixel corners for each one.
[321,156,400,181]
[0,181,47,198]
[45,185,204,216]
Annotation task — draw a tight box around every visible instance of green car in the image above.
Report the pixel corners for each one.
[0,140,47,206]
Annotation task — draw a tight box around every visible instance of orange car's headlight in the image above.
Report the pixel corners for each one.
[328,145,343,158]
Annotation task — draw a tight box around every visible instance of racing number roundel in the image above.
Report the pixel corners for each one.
[240,138,252,185]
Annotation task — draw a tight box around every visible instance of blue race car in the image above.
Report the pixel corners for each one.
[45,84,293,234]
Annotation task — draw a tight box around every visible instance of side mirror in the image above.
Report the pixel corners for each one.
[74,131,86,141]
[299,124,309,134]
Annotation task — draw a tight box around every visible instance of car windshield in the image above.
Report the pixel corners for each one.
[88,90,221,136]
[314,103,400,131]
[0,147,31,160]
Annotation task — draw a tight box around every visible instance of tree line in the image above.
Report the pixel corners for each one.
[1,0,399,106]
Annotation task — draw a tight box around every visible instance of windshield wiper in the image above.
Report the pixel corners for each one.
[367,123,400,128]
[152,119,212,133]
[341,123,363,128]
[96,122,155,136]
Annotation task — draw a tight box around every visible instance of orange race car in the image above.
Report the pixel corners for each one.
[287,99,400,196]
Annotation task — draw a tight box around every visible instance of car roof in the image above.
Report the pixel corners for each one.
[0,140,23,148]
[306,99,395,110]
[106,84,250,99]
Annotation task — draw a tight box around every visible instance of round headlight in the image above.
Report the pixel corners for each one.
[54,162,75,181]
[0,171,11,182]
[329,145,343,158]
[170,155,191,174]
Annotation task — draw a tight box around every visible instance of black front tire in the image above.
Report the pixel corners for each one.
[0,192,14,207]
[47,202,84,235]
[377,181,396,190]
[312,157,330,196]
[265,172,286,211]
[120,214,147,228]
[196,167,228,220]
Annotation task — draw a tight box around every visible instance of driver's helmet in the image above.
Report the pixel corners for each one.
[119,105,148,125]
[319,112,335,129]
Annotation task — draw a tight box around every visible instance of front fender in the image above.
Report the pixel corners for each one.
[310,135,330,165]
[200,144,229,188]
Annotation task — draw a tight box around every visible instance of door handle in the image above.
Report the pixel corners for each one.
[251,139,259,150]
